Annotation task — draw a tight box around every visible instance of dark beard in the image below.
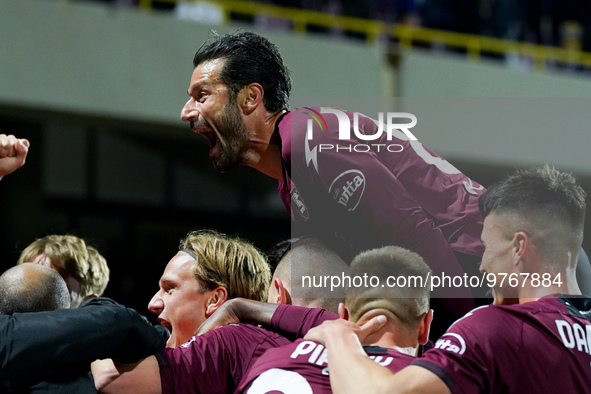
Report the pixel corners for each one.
[213,100,250,173]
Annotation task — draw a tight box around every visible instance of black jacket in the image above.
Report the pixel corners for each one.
[0,297,167,392]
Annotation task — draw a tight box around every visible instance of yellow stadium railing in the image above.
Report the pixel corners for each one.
[138,0,591,72]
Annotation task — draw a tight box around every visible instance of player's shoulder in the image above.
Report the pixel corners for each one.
[210,323,290,344]
[555,294,591,323]
[444,298,580,338]
[450,304,504,323]
[446,304,525,336]
[523,294,591,325]
[81,297,119,307]
[490,295,591,318]
[453,300,561,320]
[425,305,516,358]
[172,324,289,357]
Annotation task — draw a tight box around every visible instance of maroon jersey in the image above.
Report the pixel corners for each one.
[413,295,591,393]
[155,324,291,394]
[277,107,484,298]
[235,340,415,393]
[270,304,339,340]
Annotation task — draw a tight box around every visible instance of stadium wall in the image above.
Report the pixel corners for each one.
[1,0,590,176]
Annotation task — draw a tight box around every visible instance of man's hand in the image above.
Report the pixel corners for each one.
[304,315,386,347]
[0,134,29,180]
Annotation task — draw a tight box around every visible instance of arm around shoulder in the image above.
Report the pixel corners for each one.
[93,356,162,394]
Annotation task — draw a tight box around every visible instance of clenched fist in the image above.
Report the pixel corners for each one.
[0,134,29,180]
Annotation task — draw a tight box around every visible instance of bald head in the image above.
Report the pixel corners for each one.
[0,263,70,314]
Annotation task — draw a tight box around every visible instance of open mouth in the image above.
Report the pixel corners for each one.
[158,318,172,333]
[191,122,219,152]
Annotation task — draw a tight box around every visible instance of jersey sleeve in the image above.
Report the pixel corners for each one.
[155,324,291,394]
[411,305,520,393]
[270,304,339,340]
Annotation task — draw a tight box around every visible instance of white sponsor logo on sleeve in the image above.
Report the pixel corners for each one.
[328,170,366,212]
[434,333,467,355]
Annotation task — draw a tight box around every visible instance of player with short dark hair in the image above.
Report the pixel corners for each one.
[266,237,348,312]
[235,245,433,393]
[265,237,293,275]
[479,165,585,281]
[193,31,291,114]
[305,165,591,393]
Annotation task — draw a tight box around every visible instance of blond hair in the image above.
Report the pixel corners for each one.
[86,246,110,297]
[17,235,110,302]
[181,230,270,302]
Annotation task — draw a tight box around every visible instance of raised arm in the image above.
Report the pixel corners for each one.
[0,134,29,181]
